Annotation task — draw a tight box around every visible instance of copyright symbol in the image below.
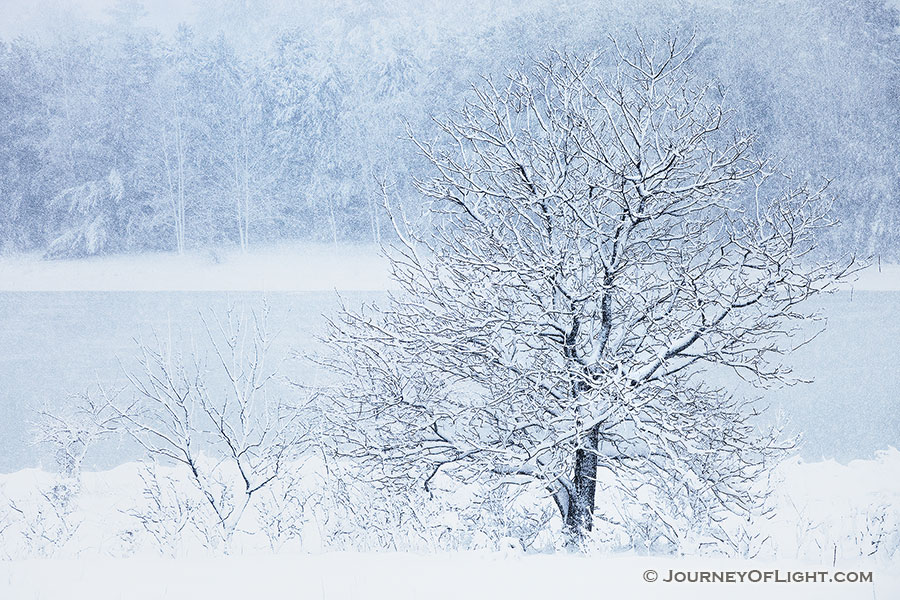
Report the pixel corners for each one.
[643,569,658,582]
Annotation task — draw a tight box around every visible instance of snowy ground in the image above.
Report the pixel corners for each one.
[0,243,391,292]
[0,245,896,292]
[842,262,900,292]
[0,451,897,599]
[0,552,895,600]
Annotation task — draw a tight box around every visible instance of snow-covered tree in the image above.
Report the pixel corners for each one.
[102,304,313,553]
[320,37,854,546]
[44,169,125,259]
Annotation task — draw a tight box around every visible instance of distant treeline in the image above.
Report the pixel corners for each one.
[1,0,898,258]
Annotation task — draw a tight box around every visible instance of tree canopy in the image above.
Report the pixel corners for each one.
[320,37,853,548]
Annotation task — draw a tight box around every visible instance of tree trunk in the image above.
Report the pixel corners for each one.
[565,423,600,543]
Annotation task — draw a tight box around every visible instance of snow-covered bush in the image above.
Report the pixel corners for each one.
[0,472,83,560]
[105,304,314,554]
[0,450,897,561]
[126,461,200,557]
[308,463,558,553]
[9,490,80,558]
[21,303,316,557]
[3,394,121,558]
[254,469,312,552]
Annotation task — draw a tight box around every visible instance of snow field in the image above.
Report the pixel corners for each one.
[0,450,897,598]
[1,551,896,600]
[1,246,898,292]
[0,243,391,292]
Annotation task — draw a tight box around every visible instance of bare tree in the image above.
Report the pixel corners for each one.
[319,36,854,547]
[157,88,189,255]
[34,392,118,483]
[20,393,123,557]
[204,63,281,254]
[105,303,313,553]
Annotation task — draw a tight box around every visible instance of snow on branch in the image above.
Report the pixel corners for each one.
[319,35,856,549]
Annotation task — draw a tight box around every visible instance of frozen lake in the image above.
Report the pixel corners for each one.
[0,290,897,472]
[0,291,369,472]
